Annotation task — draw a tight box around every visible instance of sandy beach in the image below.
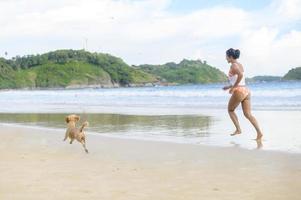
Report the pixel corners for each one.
[0,124,300,200]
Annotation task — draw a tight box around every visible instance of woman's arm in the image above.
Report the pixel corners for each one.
[223,85,232,90]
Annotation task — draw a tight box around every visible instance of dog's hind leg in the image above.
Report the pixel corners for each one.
[81,139,89,153]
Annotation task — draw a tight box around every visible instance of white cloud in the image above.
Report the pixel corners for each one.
[240,28,301,75]
[0,0,300,76]
[273,0,301,20]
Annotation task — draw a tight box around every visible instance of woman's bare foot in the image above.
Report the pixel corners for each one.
[254,133,263,141]
[255,139,263,149]
[230,130,241,136]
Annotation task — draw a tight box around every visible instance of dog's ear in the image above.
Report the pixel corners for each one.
[65,116,70,123]
[75,115,80,121]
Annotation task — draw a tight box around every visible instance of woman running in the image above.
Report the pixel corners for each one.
[223,48,263,141]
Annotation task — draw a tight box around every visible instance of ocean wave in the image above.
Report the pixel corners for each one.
[2,87,301,98]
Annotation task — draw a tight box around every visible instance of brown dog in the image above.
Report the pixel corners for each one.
[63,114,89,153]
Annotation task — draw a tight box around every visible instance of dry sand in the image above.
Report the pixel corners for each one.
[0,124,300,200]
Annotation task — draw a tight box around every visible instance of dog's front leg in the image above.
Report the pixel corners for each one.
[63,129,69,141]
[70,138,74,144]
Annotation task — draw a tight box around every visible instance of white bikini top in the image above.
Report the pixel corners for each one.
[228,73,246,86]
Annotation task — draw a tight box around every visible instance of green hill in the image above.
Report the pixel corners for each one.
[0,50,227,89]
[0,58,16,88]
[283,67,301,80]
[0,50,157,89]
[246,75,282,83]
[13,61,113,88]
[136,59,227,84]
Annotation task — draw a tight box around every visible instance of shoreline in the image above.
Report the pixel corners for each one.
[0,122,297,155]
[0,121,300,155]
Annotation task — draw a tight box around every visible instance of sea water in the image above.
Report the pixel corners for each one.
[0,81,300,153]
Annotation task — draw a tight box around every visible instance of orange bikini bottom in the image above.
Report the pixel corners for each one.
[230,86,250,99]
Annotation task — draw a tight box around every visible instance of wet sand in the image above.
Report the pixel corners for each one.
[0,111,300,153]
[0,124,300,200]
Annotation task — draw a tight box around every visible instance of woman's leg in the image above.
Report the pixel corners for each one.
[228,91,244,136]
[241,93,263,140]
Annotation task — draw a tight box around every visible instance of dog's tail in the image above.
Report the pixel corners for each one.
[80,121,89,132]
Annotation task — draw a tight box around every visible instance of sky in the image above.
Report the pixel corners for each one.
[0,0,300,76]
